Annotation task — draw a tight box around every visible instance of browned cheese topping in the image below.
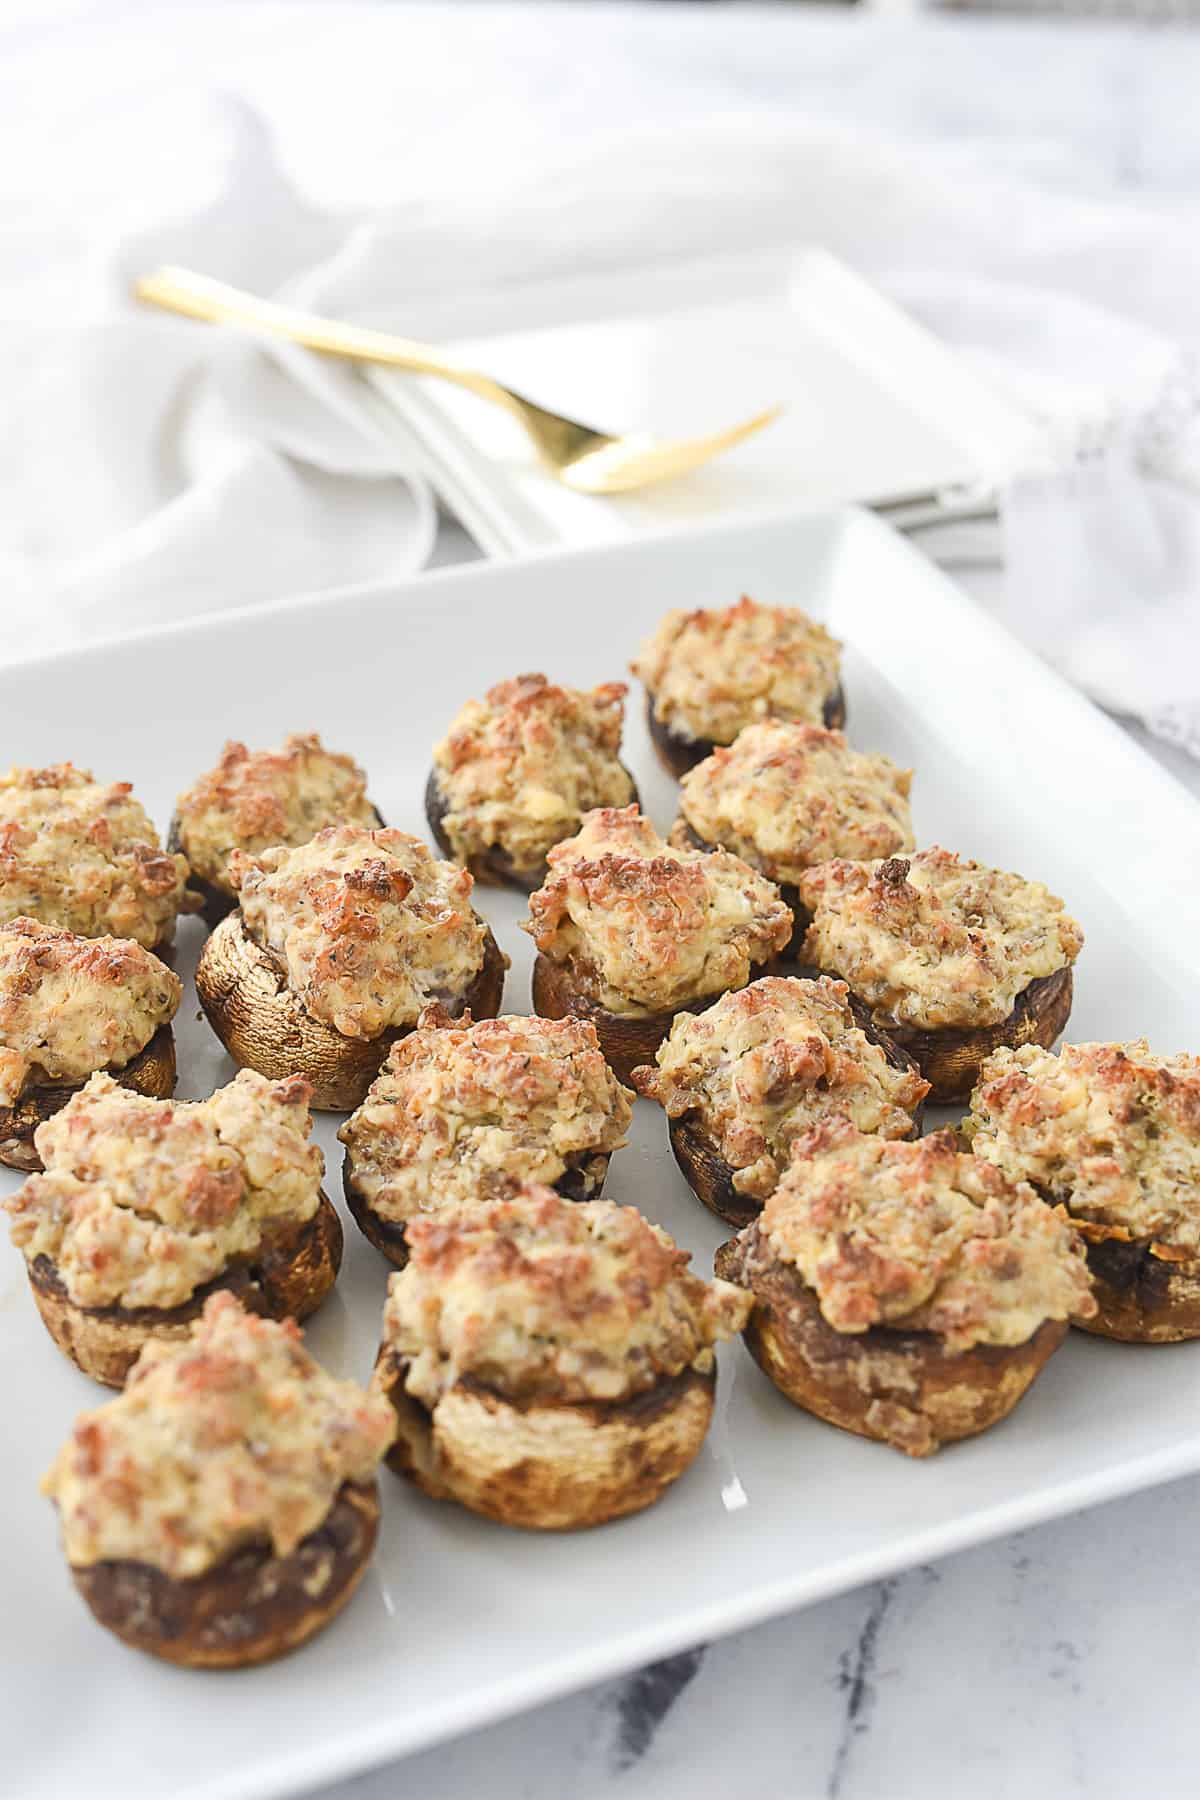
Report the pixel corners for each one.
[0,917,181,1106]
[339,1005,632,1224]
[376,1185,752,1407]
[432,673,635,873]
[797,848,1084,1030]
[43,1292,395,1578]
[634,976,929,1201]
[730,1117,1094,1349]
[675,723,913,885]
[6,1070,322,1310]
[231,825,487,1039]
[630,595,842,746]
[0,764,195,948]
[524,805,793,1016]
[966,1040,1200,1256]
[174,733,377,894]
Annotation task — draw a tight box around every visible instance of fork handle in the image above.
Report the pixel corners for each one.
[134,266,524,419]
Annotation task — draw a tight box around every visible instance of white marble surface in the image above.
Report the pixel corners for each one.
[6,4,1200,1797]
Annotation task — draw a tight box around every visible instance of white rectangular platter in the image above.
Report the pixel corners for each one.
[2,506,1199,1800]
[361,247,1040,556]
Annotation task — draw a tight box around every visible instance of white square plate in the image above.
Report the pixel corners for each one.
[361,247,1040,555]
[2,507,1198,1800]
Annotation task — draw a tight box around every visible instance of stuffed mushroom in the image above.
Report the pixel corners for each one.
[340,1003,633,1266]
[0,918,181,1171]
[716,1117,1095,1456]
[671,722,913,950]
[630,595,845,778]
[633,975,928,1227]
[42,1292,396,1667]
[966,1039,1200,1343]
[169,732,382,926]
[195,824,507,1111]
[796,848,1083,1104]
[524,805,793,1083]
[5,1068,341,1387]
[425,673,637,891]
[371,1185,751,1529]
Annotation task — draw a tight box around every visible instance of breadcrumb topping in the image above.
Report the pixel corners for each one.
[376,1186,752,1407]
[6,1070,322,1310]
[340,1005,632,1224]
[432,673,635,873]
[175,733,377,894]
[633,976,928,1200]
[524,805,793,1016]
[966,1040,1200,1255]
[731,1117,1094,1349]
[231,825,487,1039]
[0,764,195,948]
[631,596,842,746]
[798,848,1084,1030]
[43,1292,395,1578]
[676,723,913,885]
[0,918,181,1106]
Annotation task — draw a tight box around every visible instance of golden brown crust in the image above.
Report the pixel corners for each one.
[0,1025,177,1173]
[24,1192,343,1388]
[374,1350,716,1530]
[425,764,641,893]
[166,801,385,929]
[69,1479,379,1668]
[714,1239,1067,1457]
[196,911,507,1111]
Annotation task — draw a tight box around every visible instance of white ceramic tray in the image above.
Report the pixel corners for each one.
[361,246,1040,555]
[2,506,1198,1800]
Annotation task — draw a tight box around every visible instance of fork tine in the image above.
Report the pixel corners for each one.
[561,406,782,495]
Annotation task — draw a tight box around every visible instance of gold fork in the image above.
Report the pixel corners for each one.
[134,265,780,496]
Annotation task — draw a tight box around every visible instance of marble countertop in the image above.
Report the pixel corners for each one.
[7,4,1200,1796]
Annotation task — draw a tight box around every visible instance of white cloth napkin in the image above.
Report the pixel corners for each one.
[6,98,1200,755]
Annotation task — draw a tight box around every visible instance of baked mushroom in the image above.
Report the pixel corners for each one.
[0,918,181,1171]
[425,673,638,891]
[169,732,382,927]
[670,722,913,950]
[965,1039,1200,1343]
[633,975,928,1227]
[524,804,793,1083]
[796,849,1083,1104]
[715,1118,1095,1456]
[630,595,845,778]
[41,1291,396,1667]
[371,1185,751,1529]
[5,1068,341,1388]
[339,1003,633,1266]
[0,762,199,957]
[195,824,507,1111]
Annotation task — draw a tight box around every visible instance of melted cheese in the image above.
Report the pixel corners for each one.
[798,848,1084,1030]
[677,723,913,884]
[0,918,181,1106]
[524,805,793,1016]
[175,733,377,893]
[376,1185,751,1407]
[634,976,929,1200]
[966,1039,1200,1254]
[432,673,635,872]
[0,764,195,948]
[231,825,488,1039]
[737,1117,1094,1349]
[631,596,842,746]
[339,1005,632,1223]
[6,1069,322,1309]
[43,1292,395,1578]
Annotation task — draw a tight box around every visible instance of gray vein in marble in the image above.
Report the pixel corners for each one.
[828,1579,898,1799]
[607,1649,708,1774]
